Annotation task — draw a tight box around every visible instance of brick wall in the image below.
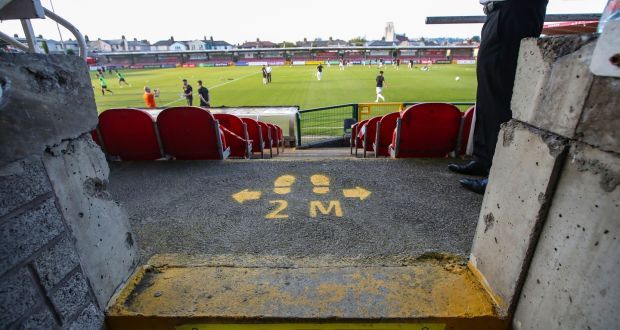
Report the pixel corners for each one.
[1,157,103,329]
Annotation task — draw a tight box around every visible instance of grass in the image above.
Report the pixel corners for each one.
[90,64,477,113]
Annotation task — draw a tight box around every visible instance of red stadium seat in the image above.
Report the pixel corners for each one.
[157,106,229,160]
[373,112,401,157]
[389,103,462,158]
[275,125,284,153]
[267,123,280,155]
[96,108,163,161]
[240,118,265,158]
[214,113,252,158]
[458,106,475,156]
[361,116,382,158]
[258,121,274,158]
[350,119,368,156]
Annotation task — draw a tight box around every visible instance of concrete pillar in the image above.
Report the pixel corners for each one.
[469,121,568,316]
[469,34,620,327]
[513,143,619,329]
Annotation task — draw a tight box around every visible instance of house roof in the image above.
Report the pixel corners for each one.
[152,40,176,46]
[367,40,397,47]
[240,41,277,48]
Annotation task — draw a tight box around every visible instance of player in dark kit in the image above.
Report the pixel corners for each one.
[316,64,323,81]
[197,80,210,107]
[182,79,193,106]
[375,71,386,102]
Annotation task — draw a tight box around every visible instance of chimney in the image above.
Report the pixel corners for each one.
[84,35,90,42]
[170,36,174,41]
[13,34,18,38]
[329,36,333,41]
[203,36,207,41]
[210,36,214,42]
[122,35,126,40]
[303,37,307,43]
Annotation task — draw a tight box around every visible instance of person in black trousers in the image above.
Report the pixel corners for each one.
[448,0,548,194]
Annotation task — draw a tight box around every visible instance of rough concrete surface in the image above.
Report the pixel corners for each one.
[0,198,64,273]
[469,121,568,316]
[0,268,39,326]
[0,53,97,167]
[50,271,91,322]
[43,134,138,309]
[513,143,619,330]
[108,158,483,263]
[512,36,596,138]
[0,156,52,217]
[576,76,620,154]
[18,306,57,330]
[33,236,81,290]
[68,303,104,330]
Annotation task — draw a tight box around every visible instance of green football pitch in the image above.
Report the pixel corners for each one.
[90,64,477,113]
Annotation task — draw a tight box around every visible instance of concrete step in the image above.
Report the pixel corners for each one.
[106,254,505,330]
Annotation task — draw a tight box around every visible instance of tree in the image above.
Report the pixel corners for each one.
[472,35,481,43]
[279,41,296,48]
[348,36,366,46]
[66,48,75,55]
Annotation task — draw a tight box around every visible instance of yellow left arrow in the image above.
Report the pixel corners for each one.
[232,189,262,204]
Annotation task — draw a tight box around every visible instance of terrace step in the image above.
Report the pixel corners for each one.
[106,254,505,330]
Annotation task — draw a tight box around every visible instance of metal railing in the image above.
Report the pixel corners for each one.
[297,101,475,146]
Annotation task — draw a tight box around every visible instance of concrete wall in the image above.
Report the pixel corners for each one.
[468,35,620,328]
[0,54,138,329]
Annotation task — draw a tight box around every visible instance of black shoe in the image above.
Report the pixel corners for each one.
[459,177,488,195]
[448,160,489,176]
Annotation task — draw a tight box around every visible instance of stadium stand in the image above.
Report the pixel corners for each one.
[373,112,401,157]
[213,113,252,159]
[157,106,230,160]
[240,117,266,158]
[389,103,462,158]
[94,108,163,161]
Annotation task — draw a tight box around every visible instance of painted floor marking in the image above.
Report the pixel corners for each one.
[231,174,371,219]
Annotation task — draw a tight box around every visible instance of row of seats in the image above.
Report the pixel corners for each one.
[91,107,284,161]
[351,103,474,158]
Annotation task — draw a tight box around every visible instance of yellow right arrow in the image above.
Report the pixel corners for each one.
[343,187,371,200]
[232,189,262,204]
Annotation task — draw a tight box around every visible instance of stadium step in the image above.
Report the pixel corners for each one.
[106,155,502,329]
[106,254,505,330]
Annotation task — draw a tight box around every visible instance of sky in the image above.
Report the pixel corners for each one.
[0,0,607,44]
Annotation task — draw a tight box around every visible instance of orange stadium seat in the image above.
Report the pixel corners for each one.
[257,121,274,158]
[373,112,401,157]
[96,108,163,161]
[458,106,476,156]
[240,118,265,158]
[214,113,252,158]
[389,103,462,158]
[157,106,229,160]
[360,116,382,158]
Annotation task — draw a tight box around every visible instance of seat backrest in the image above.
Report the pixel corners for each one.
[214,113,245,138]
[97,108,162,160]
[374,112,401,156]
[267,123,279,145]
[362,116,382,151]
[240,117,263,152]
[157,106,224,160]
[396,103,462,157]
[353,119,368,141]
[258,121,272,145]
[459,106,475,155]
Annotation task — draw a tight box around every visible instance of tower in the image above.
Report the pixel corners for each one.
[384,22,395,42]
